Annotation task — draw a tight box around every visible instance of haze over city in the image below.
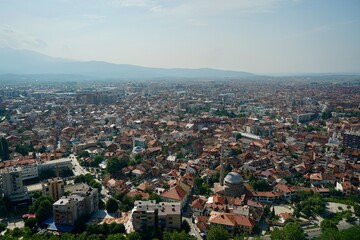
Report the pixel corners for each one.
[0,0,360,74]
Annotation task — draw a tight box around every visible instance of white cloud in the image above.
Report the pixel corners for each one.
[0,24,47,49]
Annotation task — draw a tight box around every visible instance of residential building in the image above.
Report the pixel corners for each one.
[132,200,181,231]
[0,166,29,202]
[53,195,86,225]
[53,183,98,226]
[42,177,65,201]
[343,132,360,150]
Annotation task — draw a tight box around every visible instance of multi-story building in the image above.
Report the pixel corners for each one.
[343,132,360,150]
[38,158,72,172]
[132,200,181,231]
[0,166,29,202]
[158,202,182,231]
[42,177,65,201]
[71,184,99,215]
[20,163,39,180]
[53,195,86,225]
[52,183,98,226]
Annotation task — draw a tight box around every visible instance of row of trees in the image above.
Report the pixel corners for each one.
[74,173,102,192]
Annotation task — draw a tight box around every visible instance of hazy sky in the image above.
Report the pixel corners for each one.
[0,0,359,74]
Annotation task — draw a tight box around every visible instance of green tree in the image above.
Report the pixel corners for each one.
[354,204,360,217]
[148,193,162,203]
[92,155,104,167]
[163,231,195,240]
[106,156,126,175]
[15,144,33,156]
[271,222,305,240]
[107,234,127,240]
[0,137,9,160]
[181,220,191,233]
[283,222,305,240]
[270,228,285,240]
[36,200,52,223]
[0,196,11,216]
[235,133,242,140]
[126,232,142,240]
[106,198,119,213]
[108,222,126,234]
[320,219,338,233]
[24,217,37,229]
[207,224,229,240]
[78,150,90,158]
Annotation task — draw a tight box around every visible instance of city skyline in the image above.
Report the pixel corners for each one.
[0,0,360,74]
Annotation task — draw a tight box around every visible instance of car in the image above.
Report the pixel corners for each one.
[189,233,196,237]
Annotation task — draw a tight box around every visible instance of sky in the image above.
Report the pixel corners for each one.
[0,0,359,74]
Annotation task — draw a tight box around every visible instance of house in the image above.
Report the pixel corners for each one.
[161,185,189,208]
[335,181,355,196]
[208,211,256,234]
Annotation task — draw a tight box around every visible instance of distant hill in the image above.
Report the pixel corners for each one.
[0,48,255,80]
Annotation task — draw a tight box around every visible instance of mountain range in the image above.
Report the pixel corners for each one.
[0,48,254,80]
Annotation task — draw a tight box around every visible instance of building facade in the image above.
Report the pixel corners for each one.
[42,177,65,201]
[0,166,29,202]
[132,200,181,231]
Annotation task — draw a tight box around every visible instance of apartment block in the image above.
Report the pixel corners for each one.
[0,166,29,202]
[343,132,360,150]
[53,195,86,225]
[132,200,181,231]
[42,177,65,201]
[53,183,98,226]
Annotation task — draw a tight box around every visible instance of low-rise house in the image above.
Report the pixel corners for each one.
[161,185,189,208]
[208,211,256,234]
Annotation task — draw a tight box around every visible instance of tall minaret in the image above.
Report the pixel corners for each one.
[220,143,225,186]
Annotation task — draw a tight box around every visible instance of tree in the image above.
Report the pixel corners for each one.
[270,207,276,219]
[0,196,11,216]
[181,220,191,233]
[250,179,272,191]
[207,224,229,240]
[24,217,37,229]
[321,219,338,233]
[0,137,9,160]
[271,222,305,240]
[107,234,127,240]
[106,156,125,175]
[36,200,52,222]
[126,232,142,240]
[106,198,119,213]
[148,193,162,203]
[92,155,104,167]
[163,231,195,240]
[283,222,305,240]
[354,204,360,217]
[108,222,126,234]
[33,196,54,213]
[78,150,90,158]
[270,228,285,240]
[15,144,33,156]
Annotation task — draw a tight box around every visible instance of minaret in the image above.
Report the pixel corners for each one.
[220,143,225,186]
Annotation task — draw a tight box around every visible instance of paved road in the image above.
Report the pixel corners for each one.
[183,216,202,239]
[69,154,89,176]
[182,202,203,239]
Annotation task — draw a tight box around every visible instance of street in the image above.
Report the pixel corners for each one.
[182,202,203,239]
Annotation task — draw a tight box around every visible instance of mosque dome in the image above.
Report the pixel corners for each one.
[224,172,243,185]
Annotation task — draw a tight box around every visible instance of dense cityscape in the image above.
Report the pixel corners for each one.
[0,76,359,240]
